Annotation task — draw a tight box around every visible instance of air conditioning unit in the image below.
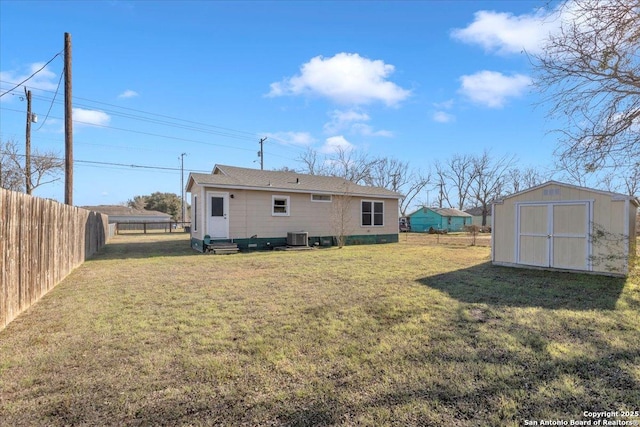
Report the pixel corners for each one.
[287,231,309,246]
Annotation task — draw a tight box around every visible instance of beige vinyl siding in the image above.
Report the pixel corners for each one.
[492,201,516,264]
[218,188,398,239]
[189,184,206,240]
[590,198,627,273]
[493,182,635,275]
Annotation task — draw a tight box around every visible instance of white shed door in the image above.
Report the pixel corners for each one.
[206,192,229,239]
[517,202,591,270]
[518,204,550,267]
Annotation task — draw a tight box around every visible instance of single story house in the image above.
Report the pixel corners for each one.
[81,205,171,224]
[492,181,638,276]
[186,165,403,251]
[465,206,491,228]
[407,207,472,232]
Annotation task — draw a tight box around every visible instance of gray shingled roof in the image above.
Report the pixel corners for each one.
[408,206,472,217]
[187,165,403,199]
[81,205,171,217]
[464,206,491,216]
[432,207,472,217]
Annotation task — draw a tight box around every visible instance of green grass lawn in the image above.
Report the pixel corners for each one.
[1,233,639,426]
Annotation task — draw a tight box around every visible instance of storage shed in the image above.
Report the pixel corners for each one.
[408,207,472,233]
[492,181,638,276]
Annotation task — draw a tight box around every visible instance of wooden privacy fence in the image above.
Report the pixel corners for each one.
[0,189,110,330]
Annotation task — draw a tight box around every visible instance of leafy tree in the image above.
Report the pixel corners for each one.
[533,0,640,174]
[127,195,147,210]
[127,192,183,221]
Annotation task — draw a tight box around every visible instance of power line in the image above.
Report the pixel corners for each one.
[35,64,65,130]
[0,79,259,140]
[0,79,309,160]
[0,52,63,98]
[0,106,258,153]
[0,78,309,151]
[0,150,212,173]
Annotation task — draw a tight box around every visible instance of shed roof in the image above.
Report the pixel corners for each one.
[186,164,403,199]
[494,180,639,206]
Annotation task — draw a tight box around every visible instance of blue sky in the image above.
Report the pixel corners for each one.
[1,0,564,207]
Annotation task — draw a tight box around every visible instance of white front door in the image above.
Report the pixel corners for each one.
[206,192,229,239]
[516,201,591,270]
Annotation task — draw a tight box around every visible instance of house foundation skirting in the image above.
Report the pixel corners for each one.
[190,233,398,252]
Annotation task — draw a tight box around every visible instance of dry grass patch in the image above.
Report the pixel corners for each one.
[1,233,639,426]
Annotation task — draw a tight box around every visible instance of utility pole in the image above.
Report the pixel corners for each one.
[180,152,187,225]
[258,137,267,170]
[64,32,73,205]
[25,88,32,195]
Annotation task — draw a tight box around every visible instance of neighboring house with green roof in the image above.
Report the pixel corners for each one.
[186,165,402,252]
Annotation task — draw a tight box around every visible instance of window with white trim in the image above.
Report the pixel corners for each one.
[311,194,332,202]
[272,195,290,216]
[362,200,384,226]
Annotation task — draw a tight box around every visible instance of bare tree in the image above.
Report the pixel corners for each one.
[0,139,64,193]
[297,148,430,215]
[507,166,545,194]
[470,151,515,226]
[435,154,477,210]
[298,147,377,184]
[298,148,324,176]
[331,182,354,248]
[533,0,640,172]
[366,157,431,216]
[329,147,378,184]
[433,163,452,208]
[622,163,640,197]
[0,142,23,191]
[553,155,590,187]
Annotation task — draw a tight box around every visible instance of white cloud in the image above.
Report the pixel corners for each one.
[0,63,59,102]
[263,131,314,146]
[267,52,411,106]
[432,99,455,123]
[324,109,393,137]
[459,71,531,108]
[350,123,394,137]
[433,111,455,123]
[434,99,455,110]
[118,89,139,98]
[320,135,355,154]
[451,8,558,55]
[324,109,370,134]
[73,108,111,127]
